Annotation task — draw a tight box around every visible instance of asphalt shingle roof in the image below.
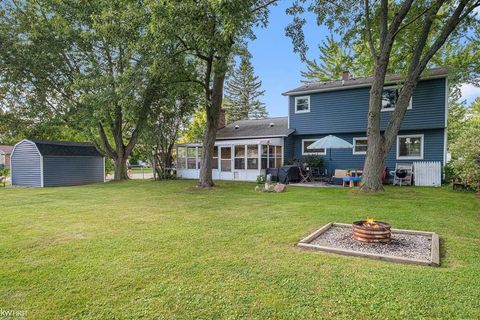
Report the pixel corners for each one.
[30,140,103,157]
[282,67,448,96]
[216,117,295,140]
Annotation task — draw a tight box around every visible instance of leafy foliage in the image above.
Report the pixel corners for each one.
[288,0,480,192]
[302,155,324,169]
[180,109,207,144]
[449,97,480,188]
[155,0,276,187]
[301,35,355,82]
[224,57,268,122]
[0,0,189,179]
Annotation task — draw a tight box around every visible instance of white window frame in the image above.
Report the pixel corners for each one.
[396,134,424,160]
[381,85,413,112]
[352,137,368,155]
[302,139,327,155]
[295,96,310,113]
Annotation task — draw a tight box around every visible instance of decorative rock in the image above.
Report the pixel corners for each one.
[274,183,287,193]
[265,183,275,192]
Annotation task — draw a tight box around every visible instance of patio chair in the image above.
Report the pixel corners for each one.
[298,167,313,183]
[331,169,348,185]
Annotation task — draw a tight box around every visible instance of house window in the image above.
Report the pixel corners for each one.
[397,134,424,159]
[247,145,258,169]
[197,147,202,169]
[220,147,232,172]
[177,147,187,169]
[381,86,412,112]
[234,145,245,170]
[302,139,326,155]
[353,138,368,155]
[295,96,310,113]
[261,145,282,169]
[187,147,197,169]
[212,146,218,169]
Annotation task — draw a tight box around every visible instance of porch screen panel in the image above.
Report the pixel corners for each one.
[177,147,187,169]
[212,146,218,169]
[275,146,282,168]
[187,147,197,169]
[261,145,268,169]
[221,147,231,172]
[197,147,202,169]
[268,145,275,168]
[234,145,245,170]
[247,145,258,169]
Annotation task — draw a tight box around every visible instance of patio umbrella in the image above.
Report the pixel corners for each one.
[307,135,354,175]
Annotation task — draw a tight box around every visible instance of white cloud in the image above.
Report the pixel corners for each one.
[459,83,480,104]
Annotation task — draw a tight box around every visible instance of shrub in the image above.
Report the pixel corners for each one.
[449,124,480,189]
[302,155,324,169]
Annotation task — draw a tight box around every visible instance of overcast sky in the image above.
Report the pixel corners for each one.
[248,2,480,117]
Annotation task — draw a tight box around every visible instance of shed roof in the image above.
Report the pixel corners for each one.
[0,145,14,154]
[282,67,448,96]
[28,140,103,157]
[216,117,295,140]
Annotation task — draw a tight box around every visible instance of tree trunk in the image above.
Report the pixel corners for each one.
[114,155,129,180]
[361,135,387,192]
[360,58,389,192]
[198,67,226,188]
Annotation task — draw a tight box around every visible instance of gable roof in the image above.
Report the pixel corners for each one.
[28,140,103,157]
[282,67,448,96]
[0,145,14,154]
[216,117,295,140]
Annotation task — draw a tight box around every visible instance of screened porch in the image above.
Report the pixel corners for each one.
[176,139,283,181]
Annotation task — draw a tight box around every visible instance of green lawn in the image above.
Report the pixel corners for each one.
[1,181,479,319]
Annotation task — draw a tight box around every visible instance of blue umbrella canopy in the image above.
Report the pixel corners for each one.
[307,135,353,149]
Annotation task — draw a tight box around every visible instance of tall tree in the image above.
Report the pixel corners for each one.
[288,0,480,191]
[301,35,355,82]
[179,109,207,144]
[0,0,183,180]
[153,0,276,188]
[224,57,268,122]
[139,84,199,180]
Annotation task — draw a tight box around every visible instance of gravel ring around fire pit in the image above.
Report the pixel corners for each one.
[298,223,440,266]
[311,225,431,261]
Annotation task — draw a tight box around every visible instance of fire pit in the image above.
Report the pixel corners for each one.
[352,219,391,243]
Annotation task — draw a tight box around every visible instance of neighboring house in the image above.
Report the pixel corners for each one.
[11,139,105,187]
[177,68,448,181]
[0,145,14,169]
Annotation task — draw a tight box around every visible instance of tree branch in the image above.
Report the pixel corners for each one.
[251,0,278,14]
[364,0,378,59]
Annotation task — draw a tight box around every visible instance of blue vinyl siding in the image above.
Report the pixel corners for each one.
[289,78,446,134]
[285,129,445,174]
[11,141,42,187]
[43,156,104,187]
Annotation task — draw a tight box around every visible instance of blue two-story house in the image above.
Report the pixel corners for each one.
[282,67,448,174]
[176,68,447,181]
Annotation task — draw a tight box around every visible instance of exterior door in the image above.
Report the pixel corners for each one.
[219,146,233,180]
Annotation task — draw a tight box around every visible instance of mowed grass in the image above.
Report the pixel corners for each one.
[0,180,479,319]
